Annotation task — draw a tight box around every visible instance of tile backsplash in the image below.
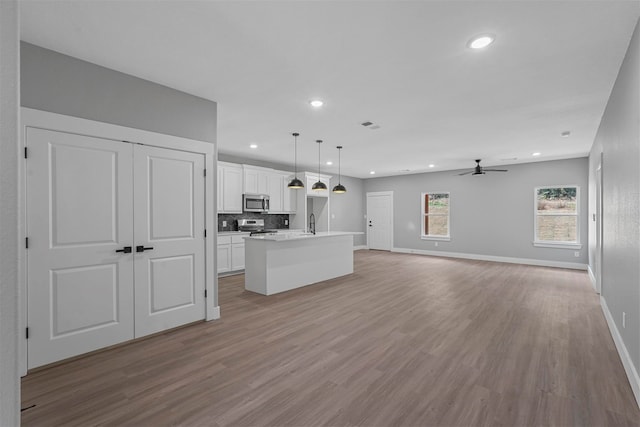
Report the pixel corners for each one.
[218,213,290,231]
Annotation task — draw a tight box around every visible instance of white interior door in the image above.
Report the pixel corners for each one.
[133,145,206,338]
[26,128,134,369]
[367,192,393,251]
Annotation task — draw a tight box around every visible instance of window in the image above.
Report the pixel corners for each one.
[421,192,450,240]
[534,186,580,247]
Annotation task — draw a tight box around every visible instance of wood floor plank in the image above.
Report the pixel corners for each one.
[21,251,640,426]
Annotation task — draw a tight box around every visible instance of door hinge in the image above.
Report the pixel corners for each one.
[204,229,207,238]
[204,289,208,298]
[24,147,28,159]
[204,169,207,177]
[25,237,29,249]
[26,327,29,339]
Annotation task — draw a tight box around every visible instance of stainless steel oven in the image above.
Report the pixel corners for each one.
[243,194,270,213]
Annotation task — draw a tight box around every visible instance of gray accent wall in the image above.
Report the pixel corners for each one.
[589,18,640,383]
[21,42,217,143]
[0,0,20,424]
[364,158,589,265]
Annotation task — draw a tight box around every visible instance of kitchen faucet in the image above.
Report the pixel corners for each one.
[309,213,316,235]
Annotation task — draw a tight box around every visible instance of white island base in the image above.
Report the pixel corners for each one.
[244,232,358,295]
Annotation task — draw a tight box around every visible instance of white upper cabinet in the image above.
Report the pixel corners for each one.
[304,171,332,197]
[243,165,270,195]
[218,162,243,213]
[216,163,299,214]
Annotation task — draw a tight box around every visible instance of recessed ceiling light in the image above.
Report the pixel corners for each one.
[249,144,258,149]
[326,161,333,166]
[428,164,435,168]
[309,99,324,108]
[561,131,571,137]
[468,34,495,49]
[532,152,541,157]
[370,171,376,175]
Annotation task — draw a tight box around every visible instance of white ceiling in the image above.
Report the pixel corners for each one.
[20,0,640,178]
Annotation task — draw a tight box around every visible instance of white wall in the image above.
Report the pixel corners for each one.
[365,158,589,267]
[0,0,20,424]
[589,18,640,403]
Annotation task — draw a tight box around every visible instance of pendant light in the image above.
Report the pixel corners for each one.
[312,139,327,191]
[287,132,304,189]
[332,146,347,193]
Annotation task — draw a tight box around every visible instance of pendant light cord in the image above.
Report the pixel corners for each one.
[293,133,298,177]
[317,140,322,180]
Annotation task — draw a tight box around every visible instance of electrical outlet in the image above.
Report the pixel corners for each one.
[222,221,227,227]
[623,312,626,329]
[284,219,288,226]
[574,251,580,257]
[434,242,438,247]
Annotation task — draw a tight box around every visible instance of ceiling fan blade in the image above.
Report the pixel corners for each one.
[483,169,508,172]
[458,170,475,176]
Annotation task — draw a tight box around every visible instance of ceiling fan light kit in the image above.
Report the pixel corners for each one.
[458,159,508,176]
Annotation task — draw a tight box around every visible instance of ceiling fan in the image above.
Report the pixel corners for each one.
[458,159,508,176]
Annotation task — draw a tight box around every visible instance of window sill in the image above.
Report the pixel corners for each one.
[533,242,582,250]
[421,236,451,242]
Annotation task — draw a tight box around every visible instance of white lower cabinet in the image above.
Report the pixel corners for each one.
[231,242,245,270]
[218,234,246,274]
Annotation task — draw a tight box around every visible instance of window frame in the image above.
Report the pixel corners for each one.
[533,185,581,249]
[421,191,451,241]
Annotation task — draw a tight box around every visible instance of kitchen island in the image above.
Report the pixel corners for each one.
[243,231,362,295]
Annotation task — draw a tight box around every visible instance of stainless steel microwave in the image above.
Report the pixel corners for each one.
[243,194,270,213]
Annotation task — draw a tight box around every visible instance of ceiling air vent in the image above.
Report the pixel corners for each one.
[361,121,373,127]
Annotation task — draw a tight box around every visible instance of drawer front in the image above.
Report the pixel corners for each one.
[218,235,232,245]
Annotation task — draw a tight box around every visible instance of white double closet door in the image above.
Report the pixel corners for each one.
[26,128,206,369]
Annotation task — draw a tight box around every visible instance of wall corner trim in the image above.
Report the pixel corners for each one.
[391,247,588,270]
[600,296,640,410]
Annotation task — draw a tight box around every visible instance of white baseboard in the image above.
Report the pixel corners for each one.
[391,247,588,270]
[600,297,640,409]
[354,245,368,251]
[587,265,597,291]
[208,306,221,320]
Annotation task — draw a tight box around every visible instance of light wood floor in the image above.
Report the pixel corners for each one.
[22,250,639,426]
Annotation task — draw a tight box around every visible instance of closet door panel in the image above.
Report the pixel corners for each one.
[133,145,206,337]
[26,128,134,369]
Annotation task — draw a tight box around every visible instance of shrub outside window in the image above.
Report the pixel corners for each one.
[421,192,450,239]
[535,186,579,245]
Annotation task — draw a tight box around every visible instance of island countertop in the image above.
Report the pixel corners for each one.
[243,231,362,242]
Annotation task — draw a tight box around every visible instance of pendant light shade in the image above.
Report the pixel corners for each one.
[312,140,327,191]
[287,132,304,189]
[332,145,347,193]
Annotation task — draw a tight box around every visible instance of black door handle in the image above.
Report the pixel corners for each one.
[115,246,132,253]
[136,245,154,253]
